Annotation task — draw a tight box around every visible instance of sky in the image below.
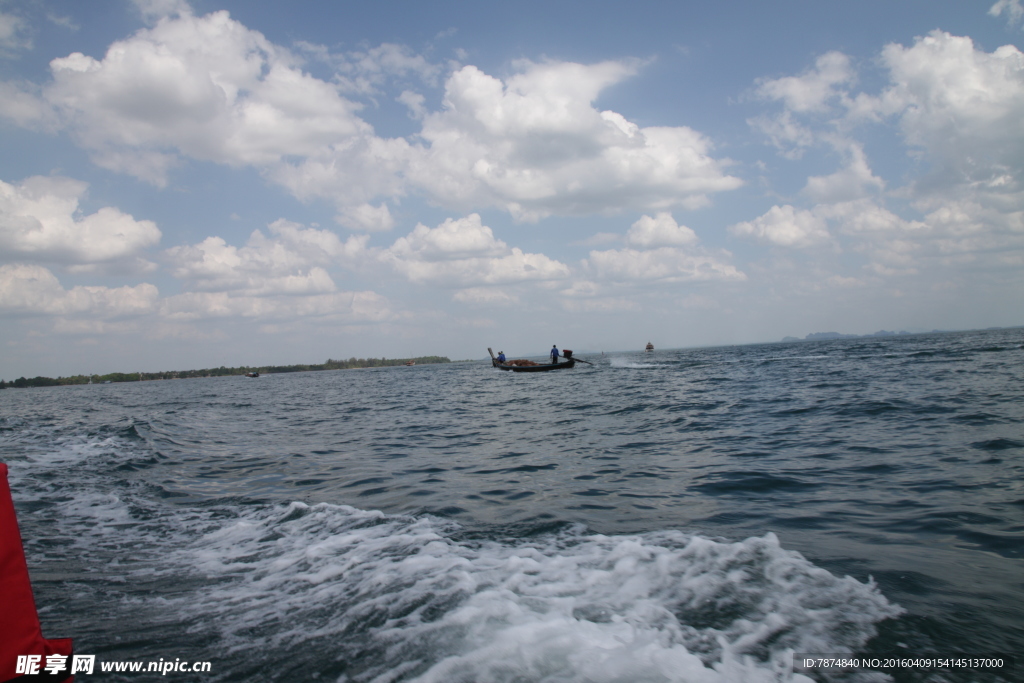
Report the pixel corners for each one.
[1,0,1022,378]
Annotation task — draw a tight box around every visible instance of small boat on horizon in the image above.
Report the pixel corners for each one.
[646,342,654,352]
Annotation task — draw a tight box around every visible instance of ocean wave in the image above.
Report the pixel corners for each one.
[156,501,901,682]
[4,422,901,682]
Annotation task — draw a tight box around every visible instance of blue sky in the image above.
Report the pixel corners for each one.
[1,0,1022,377]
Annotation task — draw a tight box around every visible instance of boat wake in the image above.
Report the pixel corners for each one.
[609,357,662,369]
[170,502,901,682]
[6,418,904,682]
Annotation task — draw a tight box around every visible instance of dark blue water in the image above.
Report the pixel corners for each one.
[3,329,1022,682]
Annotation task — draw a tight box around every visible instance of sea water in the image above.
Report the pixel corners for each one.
[2,329,1022,682]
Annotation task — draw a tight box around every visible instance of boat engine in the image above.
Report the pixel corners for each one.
[562,349,573,359]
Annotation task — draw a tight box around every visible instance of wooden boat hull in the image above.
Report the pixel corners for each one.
[495,359,575,372]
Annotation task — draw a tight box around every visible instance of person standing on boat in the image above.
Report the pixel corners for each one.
[550,345,560,364]
[497,351,506,363]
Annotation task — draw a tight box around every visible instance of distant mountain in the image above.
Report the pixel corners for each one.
[783,329,923,342]
[805,332,859,341]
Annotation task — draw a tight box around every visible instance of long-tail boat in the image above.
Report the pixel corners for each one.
[488,348,576,372]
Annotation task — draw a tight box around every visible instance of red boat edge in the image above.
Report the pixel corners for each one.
[1,462,75,683]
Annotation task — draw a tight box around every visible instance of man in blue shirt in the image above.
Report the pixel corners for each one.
[497,351,506,363]
[550,345,560,364]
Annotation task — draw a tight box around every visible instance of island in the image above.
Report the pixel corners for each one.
[0,356,450,389]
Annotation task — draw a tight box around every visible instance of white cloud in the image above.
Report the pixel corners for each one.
[802,144,884,203]
[131,0,192,22]
[989,0,1024,28]
[0,81,57,130]
[730,205,831,248]
[382,214,570,287]
[160,217,391,322]
[165,220,365,295]
[0,176,161,271]
[750,52,856,158]
[336,202,395,232]
[583,212,743,287]
[756,52,854,113]
[452,287,520,305]
[819,200,927,236]
[565,294,641,313]
[864,33,1024,270]
[334,43,441,94]
[874,32,1024,189]
[0,10,31,53]
[586,246,745,284]
[34,8,408,210]
[159,289,391,322]
[388,214,507,260]
[2,11,742,224]
[747,110,817,158]
[746,32,1024,275]
[397,90,427,119]
[625,213,698,248]
[732,196,1023,276]
[0,264,158,317]
[409,60,742,220]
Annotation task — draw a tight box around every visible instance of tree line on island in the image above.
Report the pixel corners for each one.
[0,356,451,389]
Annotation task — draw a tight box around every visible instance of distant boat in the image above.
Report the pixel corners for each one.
[488,348,576,372]
[405,361,415,366]
[646,342,654,352]
[245,372,260,378]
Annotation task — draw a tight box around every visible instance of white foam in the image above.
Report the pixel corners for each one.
[163,502,901,682]
[609,357,660,369]
[5,424,903,681]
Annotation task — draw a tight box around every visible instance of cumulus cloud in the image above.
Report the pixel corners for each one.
[989,0,1024,28]
[818,200,927,236]
[336,202,396,232]
[730,205,831,248]
[159,289,392,322]
[332,43,441,95]
[165,219,366,295]
[802,144,884,203]
[872,32,1024,191]
[746,31,1024,277]
[0,264,158,316]
[17,8,412,215]
[625,212,698,248]
[750,52,855,157]
[382,214,570,287]
[0,81,58,130]
[755,52,854,113]
[1,10,742,225]
[408,60,742,220]
[0,176,161,271]
[586,247,745,283]
[0,9,31,53]
[586,212,743,284]
[731,197,1020,275]
[131,0,192,23]
[160,218,393,322]
[451,287,520,305]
